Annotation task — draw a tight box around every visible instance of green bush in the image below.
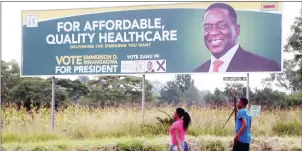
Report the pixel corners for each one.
[285,91,302,106]
[272,121,302,136]
[200,140,226,151]
[116,140,145,151]
[2,133,21,143]
[2,133,60,143]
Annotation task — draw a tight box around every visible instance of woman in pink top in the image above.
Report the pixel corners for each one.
[170,108,191,151]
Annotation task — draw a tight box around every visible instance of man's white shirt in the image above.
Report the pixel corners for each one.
[209,43,239,72]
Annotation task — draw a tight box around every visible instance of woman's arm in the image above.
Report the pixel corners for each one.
[173,127,181,151]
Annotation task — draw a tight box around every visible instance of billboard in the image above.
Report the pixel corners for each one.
[22,2,282,76]
[250,105,261,117]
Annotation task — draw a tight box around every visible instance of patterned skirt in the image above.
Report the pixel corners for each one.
[170,142,189,151]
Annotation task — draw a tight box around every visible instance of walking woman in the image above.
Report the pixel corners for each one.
[170,108,191,151]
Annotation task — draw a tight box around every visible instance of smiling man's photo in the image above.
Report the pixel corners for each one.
[194,3,281,73]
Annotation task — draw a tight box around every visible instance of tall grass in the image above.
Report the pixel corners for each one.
[2,105,301,143]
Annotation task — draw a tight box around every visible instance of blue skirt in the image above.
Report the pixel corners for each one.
[170,142,189,151]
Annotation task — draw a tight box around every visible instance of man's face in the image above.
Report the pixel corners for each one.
[203,8,239,56]
[237,99,243,109]
[147,62,152,70]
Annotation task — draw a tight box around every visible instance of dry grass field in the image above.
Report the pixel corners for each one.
[1,106,302,151]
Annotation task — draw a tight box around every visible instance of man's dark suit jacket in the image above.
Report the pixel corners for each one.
[194,46,281,72]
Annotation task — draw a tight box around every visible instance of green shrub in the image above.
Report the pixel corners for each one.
[272,121,302,136]
[2,133,60,143]
[116,140,145,151]
[2,133,21,143]
[200,140,226,151]
[285,91,302,106]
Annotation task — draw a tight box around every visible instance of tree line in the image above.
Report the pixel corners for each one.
[156,74,302,108]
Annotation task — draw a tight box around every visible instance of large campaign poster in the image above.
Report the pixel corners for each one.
[22,2,282,76]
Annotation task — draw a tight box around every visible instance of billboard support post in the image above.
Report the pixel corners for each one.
[246,73,250,108]
[51,76,55,132]
[142,75,145,124]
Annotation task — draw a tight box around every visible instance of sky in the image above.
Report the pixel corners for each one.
[1,1,301,92]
